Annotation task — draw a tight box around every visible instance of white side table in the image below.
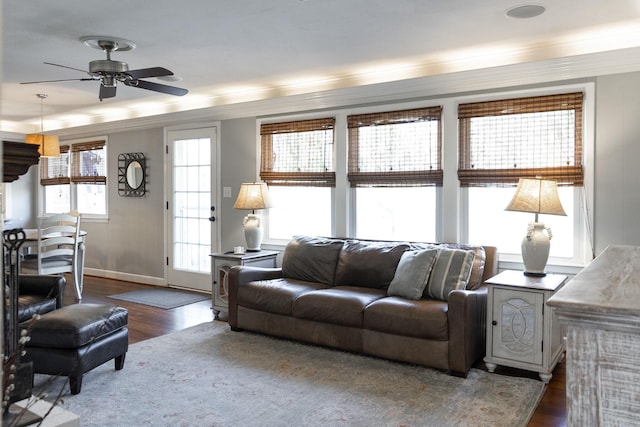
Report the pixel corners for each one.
[484,270,567,383]
[209,250,278,319]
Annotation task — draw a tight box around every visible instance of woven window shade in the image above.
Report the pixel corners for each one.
[40,145,71,185]
[458,92,583,187]
[347,106,442,187]
[260,118,335,187]
[70,140,107,184]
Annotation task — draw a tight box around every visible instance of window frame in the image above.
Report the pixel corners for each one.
[39,136,109,220]
[456,86,594,271]
[259,83,594,273]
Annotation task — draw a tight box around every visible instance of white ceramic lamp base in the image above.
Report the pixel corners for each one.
[243,214,263,251]
[521,222,551,276]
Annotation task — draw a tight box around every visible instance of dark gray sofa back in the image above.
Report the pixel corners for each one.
[282,235,345,285]
[334,240,410,289]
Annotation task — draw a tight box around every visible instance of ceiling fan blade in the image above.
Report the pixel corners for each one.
[44,61,93,76]
[125,67,173,79]
[21,78,97,84]
[99,84,117,101]
[125,79,188,96]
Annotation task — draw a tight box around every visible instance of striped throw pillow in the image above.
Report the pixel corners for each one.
[426,249,476,301]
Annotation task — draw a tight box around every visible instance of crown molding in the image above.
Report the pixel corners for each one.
[32,46,640,138]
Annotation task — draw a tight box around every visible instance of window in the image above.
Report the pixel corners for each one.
[41,138,107,217]
[347,107,442,241]
[260,118,335,240]
[458,92,584,260]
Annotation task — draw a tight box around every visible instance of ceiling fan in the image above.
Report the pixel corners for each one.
[21,36,188,101]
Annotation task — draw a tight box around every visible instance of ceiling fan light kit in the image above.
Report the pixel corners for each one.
[21,36,188,101]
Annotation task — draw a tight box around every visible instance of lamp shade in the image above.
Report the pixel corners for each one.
[233,183,273,211]
[505,178,566,216]
[25,134,60,158]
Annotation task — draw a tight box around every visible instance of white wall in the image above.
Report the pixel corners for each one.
[594,72,640,253]
[9,70,640,282]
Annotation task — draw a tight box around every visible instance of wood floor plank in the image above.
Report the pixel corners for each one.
[66,274,566,426]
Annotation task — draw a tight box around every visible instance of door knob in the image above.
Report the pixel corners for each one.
[209,216,216,222]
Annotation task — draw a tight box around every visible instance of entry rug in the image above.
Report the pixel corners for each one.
[107,288,208,309]
[32,321,545,426]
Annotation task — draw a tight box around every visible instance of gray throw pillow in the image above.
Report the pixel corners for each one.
[426,249,476,301]
[387,249,438,300]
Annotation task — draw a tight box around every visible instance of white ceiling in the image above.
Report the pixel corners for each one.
[3,0,640,133]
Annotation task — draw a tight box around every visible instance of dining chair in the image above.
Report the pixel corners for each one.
[21,211,83,299]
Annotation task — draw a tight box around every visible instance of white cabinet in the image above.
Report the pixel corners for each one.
[210,251,278,319]
[484,270,567,383]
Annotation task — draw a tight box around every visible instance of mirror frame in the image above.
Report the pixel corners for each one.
[118,152,147,197]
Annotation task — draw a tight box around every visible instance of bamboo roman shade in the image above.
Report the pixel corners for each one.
[40,145,70,185]
[347,106,443,187]
[260,118,335,187]
[70,140,107,184]
[458,92,583,187]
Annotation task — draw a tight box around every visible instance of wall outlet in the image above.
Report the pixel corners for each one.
[223,187,232,198]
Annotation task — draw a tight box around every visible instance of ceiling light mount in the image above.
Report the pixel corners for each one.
[506,4,546,19]
[80,35,136,52]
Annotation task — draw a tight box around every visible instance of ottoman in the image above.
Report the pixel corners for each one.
[21,303,129,395]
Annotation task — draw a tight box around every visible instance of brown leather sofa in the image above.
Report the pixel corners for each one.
[228,236,498,376]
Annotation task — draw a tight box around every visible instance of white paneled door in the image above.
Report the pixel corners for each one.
[166,127,218,292]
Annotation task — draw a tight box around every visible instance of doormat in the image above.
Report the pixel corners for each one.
[108,288,209,309]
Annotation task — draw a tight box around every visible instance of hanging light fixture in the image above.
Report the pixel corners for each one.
[25,93,60,157]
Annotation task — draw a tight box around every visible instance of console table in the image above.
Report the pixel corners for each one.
[547,245,640,426]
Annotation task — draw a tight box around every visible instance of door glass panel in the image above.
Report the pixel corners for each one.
[172,137,211,274]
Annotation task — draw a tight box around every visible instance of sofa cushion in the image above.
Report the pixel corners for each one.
[440,244,486,290]
[425,248,476,301]
[334,240,409,289]
[364,296,449,341]
[292,286,387,327]
[410,243,487,290]
[238,278,329,316]
[387,249,438,300]
[282,235,345,286]
[23,304,128,348]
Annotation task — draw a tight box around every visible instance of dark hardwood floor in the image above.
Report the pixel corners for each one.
[68,275,566,427]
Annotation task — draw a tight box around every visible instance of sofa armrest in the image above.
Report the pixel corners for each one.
[227,266,284,329]
[19,274,67,309]
[447,285,487,376]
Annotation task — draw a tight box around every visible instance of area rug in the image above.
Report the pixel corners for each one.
[31,321,545,426]
[107,288,208,309]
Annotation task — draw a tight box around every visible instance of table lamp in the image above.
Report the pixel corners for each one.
[233,183,273,251]
[505,177,566,276]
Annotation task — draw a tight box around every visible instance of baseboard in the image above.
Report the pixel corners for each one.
[84,268,165,287]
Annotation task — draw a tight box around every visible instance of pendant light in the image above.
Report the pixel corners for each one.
[25,93,60,158]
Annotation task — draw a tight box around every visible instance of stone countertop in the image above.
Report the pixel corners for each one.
[547,245,640,317]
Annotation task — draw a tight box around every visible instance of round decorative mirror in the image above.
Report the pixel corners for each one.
[126,160,144,189]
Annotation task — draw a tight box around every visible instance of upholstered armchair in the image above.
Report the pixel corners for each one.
[18,274,66,323]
